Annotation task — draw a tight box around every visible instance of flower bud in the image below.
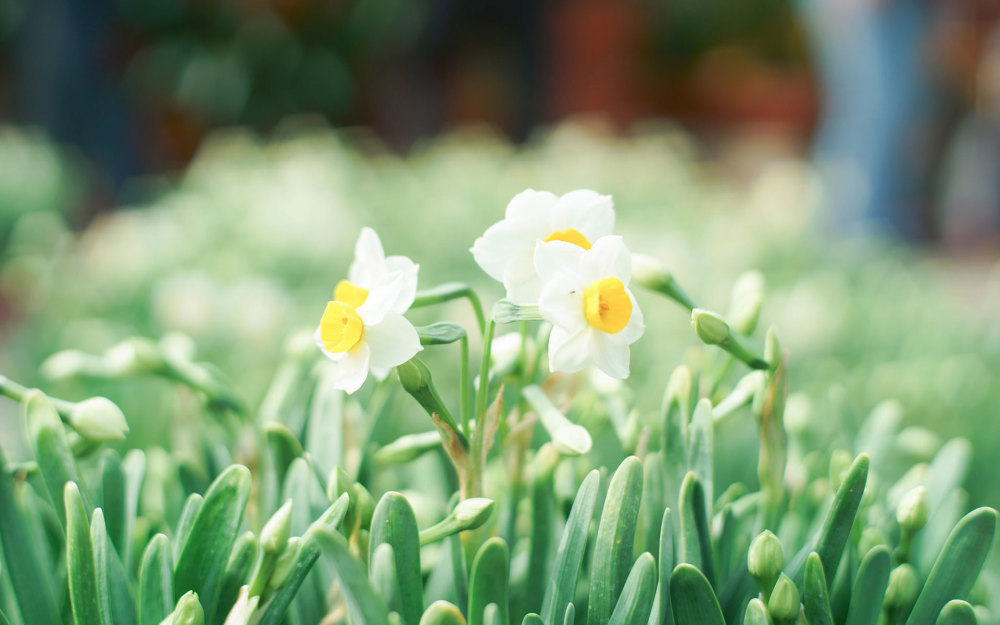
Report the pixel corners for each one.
[896,486,929,532]
[748,530,783,593]
[691,309,730,346]
[40,349,90,380]
[222,585,259,625]
[104,337,164,375]
[453,497,495,529]
[631,253,674,291]
[728,271,765,336]
[885,564,919,608]
[260,499,293,555]
[744,598,770,625]
[665,365,693,414]
[68,397,129,441]
[171,591,205,625]
[767,574,800,622]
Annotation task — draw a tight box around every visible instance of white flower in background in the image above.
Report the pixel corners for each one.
[536,236,644,379]
[314,228,422,393]
[471,189,614,303]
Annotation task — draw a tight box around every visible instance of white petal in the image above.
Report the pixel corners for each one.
[548,326,592,373]
[334,343,371,393]
[384,256,419,312]
[505,189,559,224]
[534,240,587,284]
[314,324,347,361]
[358,273,404,325]
[349,227,388,285]
[583,236,631,283]
[589,333,631,379]
[538,277,586,334]
[552,190,615,240]
[503,250,544,304]
[615,290,645,345]
[471,221,530,282]
[364,313,423,370]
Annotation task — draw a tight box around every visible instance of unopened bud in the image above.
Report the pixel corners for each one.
[885,564,919,608]
[728,271,765,336]
[748,530,783,593]
[453,497,494,529]
[69,397,129,441]
[169,591,204,625]
[631,254,674,290]
[260,500,293,555]
[40,349,90,380]
[222,585,259,625]
[691,309,730,346]
[896,486,929,532]
[744,598,770,625]
[767,574,800,622]
[105,337,164,375]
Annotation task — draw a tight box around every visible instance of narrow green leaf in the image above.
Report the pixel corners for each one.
[804,553,833,625]
[305,366,344,483]
[313,527,390,625]
[419,601,468,625]
[139,534,174,625]
[649,509,674,625]
[265,423,303,489]
[788,454,869,585]
[371,543,403,616]
[669,564,725,625]
[370,492,423,625]
[844,546,890,625]
[563,604,575,625]
[123,449,147,573]
[743,598,769,625]
[0,607,10,625]
[678,472,715,587]
[0,449,61,625]
[93,507,139,625]
[26,390,88,527]
[935,601,977,625]
[688,399,714,516]
[216,531,257,622]
[173,493,203,560]
[97,450,127,558]
[608,553,657,625]
[375,431,442,465]
[525,463,555,615]
[469,538,510,625]
[904,508,996,625]
[523,615,545,625]
[541,470,599,625]
[252,493,350,625]
[641,453,666,557]
[173,465,251,620]
[66,482,108,625]
[588,457,643,625]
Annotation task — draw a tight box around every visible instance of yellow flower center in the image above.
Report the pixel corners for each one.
[543,228,592,250]
[584,277,632,334]
[333,280,369,308]
[320,301,365,353]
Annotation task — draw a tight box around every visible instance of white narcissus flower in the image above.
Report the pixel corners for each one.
[471,189,614,303]
[536,236,644,379]
[314,228,422,393]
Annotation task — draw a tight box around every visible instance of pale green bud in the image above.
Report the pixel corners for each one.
[728,270,765,336]
[691,309,730,346]
[896,486,929,532]
[260,499,293,555]
[453,497,495,529]
[374,431,442,464]
[748,530,783,592]
[168,591,204,625]
[767,574,800,622]
[744,598,771,625]
[105,337,164,375]
[221,585,259,625]
[266,537,302,591]
[68,397,129,441]
[631,253,674,291]
[40,349,90,380]
[665,365,693,413]
[885,564,919,608]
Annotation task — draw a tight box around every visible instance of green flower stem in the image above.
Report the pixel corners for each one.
[635,272,698,312]
[475,320,496,424]
[397,358,463,441]
[461,335,471,438]
[0,374,78,421]
[719,334,771,370]
[412,282,486,336]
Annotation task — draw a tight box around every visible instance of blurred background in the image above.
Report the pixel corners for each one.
[1,0,1000,504]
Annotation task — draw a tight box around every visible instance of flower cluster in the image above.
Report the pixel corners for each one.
[473,189,644,379]
[316,189,644,392]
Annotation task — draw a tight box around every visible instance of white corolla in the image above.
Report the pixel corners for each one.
[471,189,614,303]
[314,228,422,393]
[535,236,644,379]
